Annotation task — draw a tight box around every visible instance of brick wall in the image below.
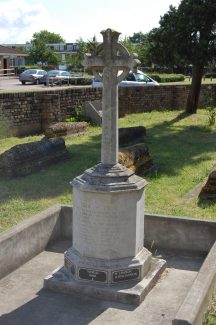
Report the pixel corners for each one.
[0,87,101,136]
[119,84,216,116]
[0,84,215,136]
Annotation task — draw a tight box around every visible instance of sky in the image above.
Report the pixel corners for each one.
[0,0,181,44]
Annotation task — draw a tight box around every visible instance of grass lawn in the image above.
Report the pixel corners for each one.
[0,109,216,232]
[204,297,216,325]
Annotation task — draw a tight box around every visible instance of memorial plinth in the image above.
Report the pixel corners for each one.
[44,28,166,304]
[65,162,151,285]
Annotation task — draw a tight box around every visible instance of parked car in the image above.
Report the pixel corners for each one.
[92,70,159,87]
[19,69,47,85]
[41,70,72,85]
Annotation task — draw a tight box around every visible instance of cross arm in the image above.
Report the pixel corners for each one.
[82,54,104,73]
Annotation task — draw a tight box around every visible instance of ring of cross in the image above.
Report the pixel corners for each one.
[92,43,131,84]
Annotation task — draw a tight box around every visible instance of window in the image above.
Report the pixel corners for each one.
[135,73,150,82]
[126,73,136,81]
[67,45,73,51]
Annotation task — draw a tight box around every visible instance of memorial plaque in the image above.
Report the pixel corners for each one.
[112,268,140,283]
[78,268,107,283]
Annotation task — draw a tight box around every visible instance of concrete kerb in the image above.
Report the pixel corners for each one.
[144,213,216,255]
[0,204,215,323]
[0,204,62,279]
[173,241,216,325]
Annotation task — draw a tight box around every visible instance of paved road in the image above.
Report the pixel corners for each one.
[0,77,89,91]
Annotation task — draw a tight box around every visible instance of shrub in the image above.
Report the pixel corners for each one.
[207,106,216,126]
[65,105,91,123]
[205,73,216,79]
[69,77,92,85]
[148,73,185,83]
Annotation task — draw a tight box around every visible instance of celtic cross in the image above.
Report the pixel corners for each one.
[82,28,139,165]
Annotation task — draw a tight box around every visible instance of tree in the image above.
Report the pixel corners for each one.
[31,30,64,44]
[120,33,152,67]
[147,0,216,114]
[67,36,99,69]
[28,30,64,65]
[120,37,137,54]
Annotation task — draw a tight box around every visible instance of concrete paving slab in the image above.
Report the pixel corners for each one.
[0,240,203,325]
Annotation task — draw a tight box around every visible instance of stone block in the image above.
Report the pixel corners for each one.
[44,121,88,138]
[44,258,166,305]
[119,126,146,146]
[199,166,216,200]
[119,143,154,174]
[0,138,69,177]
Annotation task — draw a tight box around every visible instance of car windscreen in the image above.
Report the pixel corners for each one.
[135,73,150,82]
[48,71,60,75]
[23,69,37,74]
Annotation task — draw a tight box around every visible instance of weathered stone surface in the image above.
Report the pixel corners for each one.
[64,29,152,290]
[0,138,69,177]
[119,126,146,146]
[199,166,216,200]
[119,143,154,174]
[44,122,88,138]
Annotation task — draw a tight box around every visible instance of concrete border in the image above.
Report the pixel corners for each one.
[1,205,216,280]
[173,241,216,325]
[144,213,216,254]
[0,204,215,323]
[0,204,62,279]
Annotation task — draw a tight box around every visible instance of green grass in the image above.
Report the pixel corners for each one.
[203,297,216,325]
[0,109,216,232]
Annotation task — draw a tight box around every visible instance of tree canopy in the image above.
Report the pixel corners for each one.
[148,0,216,113]
[66,36,99,68]
[31,30,64,44]
[125,32,151,66]
[28,30,64,65]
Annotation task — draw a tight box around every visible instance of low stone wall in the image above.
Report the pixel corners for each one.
[119,143,154,174]
[119,83,216,116]
[119,126,146,146]
[0,87,101,136]
[199,166,216,200]
[0,138,69,177]
[0,84,215,136]
[44,121,88,138]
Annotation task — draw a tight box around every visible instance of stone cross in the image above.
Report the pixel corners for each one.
[82,28,139,165]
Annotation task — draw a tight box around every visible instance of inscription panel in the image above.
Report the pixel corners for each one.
[112,268,140,283]
[74,194,123,249]
[78,268,107,283]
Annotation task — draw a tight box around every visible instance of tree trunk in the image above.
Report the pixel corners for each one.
[186,64,204,114]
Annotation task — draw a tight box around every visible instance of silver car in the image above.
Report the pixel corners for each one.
[41,70,72,85]
[92,70,159,87]
[19,69,47,85]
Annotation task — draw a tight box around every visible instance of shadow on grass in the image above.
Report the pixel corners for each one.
[198,199,216,209]
[145,112,216,179]
[0,133,101,203]
[0,111,215,204]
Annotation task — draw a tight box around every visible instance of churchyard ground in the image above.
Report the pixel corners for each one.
[0,109,215,233]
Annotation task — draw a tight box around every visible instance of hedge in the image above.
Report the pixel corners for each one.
[69,77,92,85]
[148,73,185,83]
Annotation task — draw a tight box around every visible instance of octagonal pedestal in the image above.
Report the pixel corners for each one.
[44,163,166,304]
